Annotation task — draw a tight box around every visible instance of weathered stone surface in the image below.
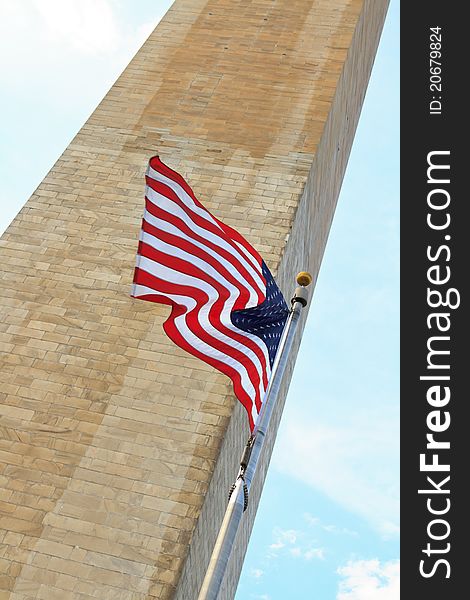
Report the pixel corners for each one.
[0,0,388,597]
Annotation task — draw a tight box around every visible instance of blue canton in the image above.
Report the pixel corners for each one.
[231,262,289,366]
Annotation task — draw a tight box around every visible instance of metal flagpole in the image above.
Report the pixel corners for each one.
[197,272,313,600]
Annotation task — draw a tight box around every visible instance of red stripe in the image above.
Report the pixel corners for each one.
[163,302,256,432]
[145,176,266,294]
[134,267,262,425]
[133,273,265,412]
[149,156,215,216]
[132,288,256,430]
[139,226,269,388]
[213,218,263,268]
[135,247,268,394]
[142,217,251,309]
[143,200,263,306]
[150,155,262,268]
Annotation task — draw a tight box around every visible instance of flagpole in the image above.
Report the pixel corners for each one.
[197,272,313,600]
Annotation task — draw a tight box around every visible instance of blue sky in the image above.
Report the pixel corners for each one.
[0,1,399,598]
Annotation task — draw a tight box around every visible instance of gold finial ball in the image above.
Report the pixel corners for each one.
[296,271,313,287]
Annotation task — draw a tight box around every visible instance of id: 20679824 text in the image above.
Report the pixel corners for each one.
[429,26,443,115]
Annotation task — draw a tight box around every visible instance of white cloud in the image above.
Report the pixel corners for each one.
[303,513,320,526]
[268,527,324,561]
[269,528,298,552]
[304,548,325,560]
[0,0,169,102]
[268,541,284,551]
[337,559,400,600]
[250,568,264,579]
[274,419,399,537]
[32,0,120,54]
[322,525,359,537]
[290,546,324,560]
[303,513,358,537]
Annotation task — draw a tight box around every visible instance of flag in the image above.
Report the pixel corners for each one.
[131,156,289,430]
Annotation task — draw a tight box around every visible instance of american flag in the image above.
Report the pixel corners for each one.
[131,156,288,430]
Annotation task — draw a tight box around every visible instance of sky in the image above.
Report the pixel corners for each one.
[0,1,399,598]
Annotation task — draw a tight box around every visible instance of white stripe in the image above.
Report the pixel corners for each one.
[132,279,266,416]
[137,250,269,400]
[139,227,270,376]
[251,398,259,426]
[233,239,263,273]
[149,163,262,274]
[148,164,223,232]
[145,185,266,296]
[143,209,259,307]
[133,283,261,424]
